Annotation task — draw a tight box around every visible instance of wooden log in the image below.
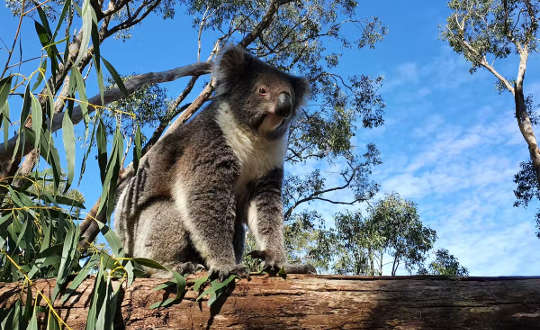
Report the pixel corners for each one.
[1,275,540,329]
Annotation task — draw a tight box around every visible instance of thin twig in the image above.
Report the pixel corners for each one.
[1,0,26,79]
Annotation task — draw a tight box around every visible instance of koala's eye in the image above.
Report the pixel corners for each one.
[258,87,267,95]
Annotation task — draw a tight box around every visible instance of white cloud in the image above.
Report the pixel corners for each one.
[369,46,540,276]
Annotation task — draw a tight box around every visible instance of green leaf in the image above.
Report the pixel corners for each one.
[23,282,33,322]
[102,57,128,97]
[60,256,98,303]
[31,59,47,91]
[150,272,186,309]
[20,84,32,134]
[133,122,142,171]
[46,309,61,330]
[26,302,39,330]
[79,116,98,185]
[91,17,101,72]
[86,268,105,330]
[96,221,123,255]
[30,93,42,150]
[76,0,95,66]
[96,119,107,183]
[193,274,209,292]
[28,244,63,279]
[1,101,9,150]
[38,129,62,190]
[124,259,135,286]
[152,281,176,291]
[97,126,123,218]
[94,56,105,104]
[61,109,76,192]
[34,0,52,37]
[70,67,89,124]
[95,275,110,330]
[0,75,13,106]
[34,20,59,76]
[133,258,167,271]
[0,302,16,329]
[172,270,187,300]
[52,0,71,40]
[52,224,79,301]
[196,275,235,308]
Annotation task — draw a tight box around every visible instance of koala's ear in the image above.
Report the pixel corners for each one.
[290,76,310,107]
[213,46,250,96]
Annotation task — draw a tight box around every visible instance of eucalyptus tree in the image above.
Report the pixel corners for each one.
[418,248,469,277]
[76,0,388,246]
[302,193,437,276]
[442,0,540,236]
[1,0,387,326]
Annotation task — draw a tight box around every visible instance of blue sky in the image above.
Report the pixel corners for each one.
[1,1,539,275]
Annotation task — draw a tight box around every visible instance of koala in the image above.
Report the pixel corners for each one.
[114,46,313,279]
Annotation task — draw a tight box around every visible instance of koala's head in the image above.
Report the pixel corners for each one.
[213,46,309,139]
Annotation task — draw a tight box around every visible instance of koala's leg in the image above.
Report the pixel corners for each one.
[246,168,287,272]
[114,186,135,255]
[132,198,205,276]
[173,177,247,280]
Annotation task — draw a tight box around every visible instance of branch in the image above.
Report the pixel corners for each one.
[461,39,514,94]
[238,0,291,48]
[0,62,212,173]
[284,163,362,220]
[2,276,540,328]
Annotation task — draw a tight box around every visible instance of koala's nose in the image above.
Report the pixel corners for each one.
[275,92,293,118]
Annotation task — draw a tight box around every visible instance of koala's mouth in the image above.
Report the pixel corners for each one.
[259,113,286,133]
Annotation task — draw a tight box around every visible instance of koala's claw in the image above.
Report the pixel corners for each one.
[248,249,285,274]
[208,264,248,281]
[175,262,206,275]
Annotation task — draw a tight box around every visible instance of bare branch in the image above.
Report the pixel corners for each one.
[239,0,291,48]
[284,164,363,220]
[1,0,26,79]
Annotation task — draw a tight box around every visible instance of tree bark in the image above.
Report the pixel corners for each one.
[1,275,540,329]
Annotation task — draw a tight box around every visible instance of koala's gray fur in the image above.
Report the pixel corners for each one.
[114,46,313,278]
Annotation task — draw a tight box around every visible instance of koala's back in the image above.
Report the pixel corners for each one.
[114,101,239,262]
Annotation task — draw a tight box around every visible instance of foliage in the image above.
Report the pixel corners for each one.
[443,0,538,73]
[368,193,437,276]
[418,249,469,277]
[0,0,388,326]
[103,79,169,140]
[443,0,540,237]
[296,193,437,276]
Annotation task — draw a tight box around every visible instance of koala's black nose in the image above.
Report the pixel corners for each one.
[275,92,293,118]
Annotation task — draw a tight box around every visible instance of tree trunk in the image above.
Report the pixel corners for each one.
[514,84,540,186]
[1,275,539,329]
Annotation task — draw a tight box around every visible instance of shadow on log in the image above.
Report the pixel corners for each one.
[1,275,540,329]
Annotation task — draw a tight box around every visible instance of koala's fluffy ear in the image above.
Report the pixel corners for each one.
[290,76,310,108]
[213,46,251,96]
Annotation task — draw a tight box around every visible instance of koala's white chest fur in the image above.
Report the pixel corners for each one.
[216,102,287,195]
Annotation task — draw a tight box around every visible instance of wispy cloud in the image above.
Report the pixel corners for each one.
[367,46,540,275]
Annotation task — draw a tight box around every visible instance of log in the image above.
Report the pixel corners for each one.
[1,275,540,329]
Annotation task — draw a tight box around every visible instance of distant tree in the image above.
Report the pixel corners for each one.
[367,193,437,276]
[418,249,469,277]
[304,193,437,276]
[442,0,540,237]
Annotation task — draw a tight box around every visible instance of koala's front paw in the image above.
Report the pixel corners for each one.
[248,249,285,274]
[208,263,248,281]
[175,262,206,275]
